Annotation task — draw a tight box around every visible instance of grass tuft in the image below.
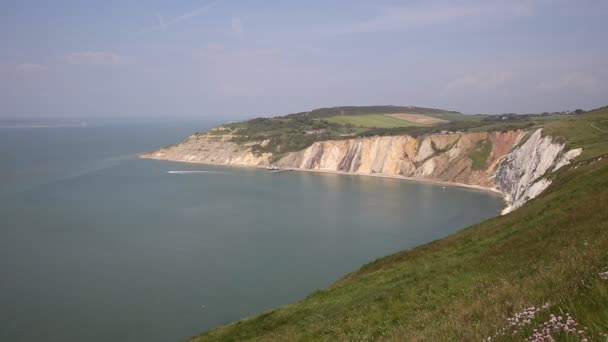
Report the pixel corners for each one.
[470,139,493,170]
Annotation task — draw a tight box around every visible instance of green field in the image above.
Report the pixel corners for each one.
[542,107,608,159]
[189,108,608,341]
[325,114,425,128]
[427,112,486,122]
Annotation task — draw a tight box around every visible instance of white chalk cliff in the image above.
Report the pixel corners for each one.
[495,129,582,213]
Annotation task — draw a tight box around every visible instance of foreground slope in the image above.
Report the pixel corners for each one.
[188,108,608,341]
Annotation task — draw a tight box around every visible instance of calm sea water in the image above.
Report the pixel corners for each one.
[0,122,504,342]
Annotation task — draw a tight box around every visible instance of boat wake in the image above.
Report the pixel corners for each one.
[168,170,228,175]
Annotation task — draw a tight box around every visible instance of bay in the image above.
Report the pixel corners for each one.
[0,122,503,342]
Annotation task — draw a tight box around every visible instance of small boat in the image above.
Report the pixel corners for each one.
[267,165,291,173]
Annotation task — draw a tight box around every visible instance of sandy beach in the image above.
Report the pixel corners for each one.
[138,154,506,198]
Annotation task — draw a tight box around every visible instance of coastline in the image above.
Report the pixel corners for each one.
[137,154,507,200]
[285,167,504,196]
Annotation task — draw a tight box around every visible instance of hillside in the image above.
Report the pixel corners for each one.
[203,106,577,161]
[183,107,608,341]
[209,106,464,160]
[284,105,460,118]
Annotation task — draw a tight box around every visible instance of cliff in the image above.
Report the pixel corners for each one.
[495,129,582,212]
[140,129,581,213]
[141,134,272,166]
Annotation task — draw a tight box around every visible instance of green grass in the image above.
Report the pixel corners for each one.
[290,105,462,119]
[542,107,608,160]
[469,139,493,170]
[325,114,425,128]
[468,120,536,132]
[188,108,608,341]
[428,112,486,122]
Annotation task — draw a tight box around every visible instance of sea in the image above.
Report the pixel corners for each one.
[0,119,504,342]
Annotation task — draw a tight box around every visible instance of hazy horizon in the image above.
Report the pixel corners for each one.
[2,0,607,120]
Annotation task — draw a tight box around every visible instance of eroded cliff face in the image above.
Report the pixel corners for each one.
[140,129,581,212]
[139,134,272,166]
[495,129,582,213]
[276,131,523,189]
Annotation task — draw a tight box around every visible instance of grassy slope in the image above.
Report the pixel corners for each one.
[292,106,461,119]
[325,114,425,128]
[469,138,493,171]
[190,108,608,341]
[425,112,483,122]
[543,106,608,159]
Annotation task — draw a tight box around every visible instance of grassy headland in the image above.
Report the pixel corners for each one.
[189,107,608,341]
[325,114,423,128]
[205,105,589,162]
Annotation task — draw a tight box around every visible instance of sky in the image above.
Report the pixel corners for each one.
[1,0,607,120]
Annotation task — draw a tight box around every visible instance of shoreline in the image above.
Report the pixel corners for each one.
[138,154,507,200]
[285,167,504,196]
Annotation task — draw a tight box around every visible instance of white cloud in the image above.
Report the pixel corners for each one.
[303,47,322,57]
[347,0,532,33]
[193,43,226,58]
[193,44,280,60]
[536,73,600,93]
[156,13,166,30]
[446,71,514,92]
[66,52,126,65]
[139,0,222,34]
[173,1,220,23]
[15,63,44,72]
[231,17,243,37]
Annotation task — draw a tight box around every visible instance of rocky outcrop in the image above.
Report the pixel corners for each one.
[139,134,272,166]
[495,129,582,213]
[140,129,581,213]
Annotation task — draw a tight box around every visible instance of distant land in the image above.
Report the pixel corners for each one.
[0,119,87,128]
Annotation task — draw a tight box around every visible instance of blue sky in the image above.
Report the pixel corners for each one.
[1,0,607,119]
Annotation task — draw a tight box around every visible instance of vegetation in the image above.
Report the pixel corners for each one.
[284,105,460,119]
[189,108,608,341]
[469,139,493,170]
[542,106,608,160]
[207,105,589,161]
[211,106,462,158]
[325,114,424,128]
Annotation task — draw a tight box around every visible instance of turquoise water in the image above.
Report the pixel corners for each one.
[0,122,504,342]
